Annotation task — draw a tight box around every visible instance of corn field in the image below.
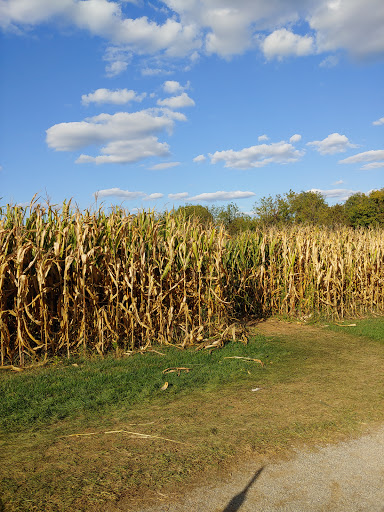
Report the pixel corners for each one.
[1,201,384,366]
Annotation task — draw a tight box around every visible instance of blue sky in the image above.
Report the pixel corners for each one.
[1,0,383,214]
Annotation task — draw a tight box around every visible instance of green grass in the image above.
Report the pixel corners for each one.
[0,335,291,433]
[324,315,384,343]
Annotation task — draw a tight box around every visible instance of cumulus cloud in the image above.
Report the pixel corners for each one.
[144,193,164,200]
[95,188,163,200]
[46,108,186,164]
[307,133,357,155]
[193,154,206,163]
[188,190,256,202]
[339,150,384,170]
[204,7,254,57]
[168,192,189,200]
[262,28,315,59]
[148,161,180,170]
[258,134,269,141]
[309,0,384,60]
[333,179,344,185]
[81,88,146,105]
[0,0,201,58]
[96,188,145,199]
[309,188,357,201]
[2,0,384,62]
[210,141,304,169]
[103,46,131,76]
[157,92,195,109]
[105,60,128,76]
[163,80,184,94]
[373,117,384,126]
[290,134,302,143]
[76,138,170,164]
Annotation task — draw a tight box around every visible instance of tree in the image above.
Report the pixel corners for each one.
[323,203,348,227]
[173,204,213,224]
[368,188,384,226]
[344,189,384,227]
[252,192,293,226]
[289,191,329,224]
[209,203,256,235]
[253,190,330,226]
[344,193,378,227]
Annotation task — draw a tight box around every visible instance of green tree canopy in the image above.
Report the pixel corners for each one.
[344,189,384,227]
[173,204,214,224]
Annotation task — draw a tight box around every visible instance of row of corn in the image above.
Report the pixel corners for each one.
[1,202,383,365]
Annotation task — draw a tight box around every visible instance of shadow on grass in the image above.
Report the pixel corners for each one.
[221,467,264,512]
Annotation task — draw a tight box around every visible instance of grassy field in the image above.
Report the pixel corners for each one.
[1,316,383,511]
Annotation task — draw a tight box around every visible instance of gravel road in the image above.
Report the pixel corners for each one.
[139,426,384,512]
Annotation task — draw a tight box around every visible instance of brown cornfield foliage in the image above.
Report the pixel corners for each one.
[1,201,384,366]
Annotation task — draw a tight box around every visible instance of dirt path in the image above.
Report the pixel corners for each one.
[137,424,384,512]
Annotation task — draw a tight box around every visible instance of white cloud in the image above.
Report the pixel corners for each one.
[0,0,74,27]
[0,0,201,57]
[168,192,189,200]
[103,46,131,76]
[319,55,339,68]
[339,149,384,170]
[96,188,145,199]
[157,92,195,109]
[309,188,357,201]
[163,80,184,94]
[373,117,384,126]
[46,108,186,164]
[188,190,256,202]
[105,60,128,76]
[362,162,384,169]
[309,0,384,60]
[148,161,180,170]
[141,67,171,76]
[333,179,344,185]
[47,110,176,151]
[258,134,269,141]
[204,7,253,57]
[95,188,164,200]
[2,0,384,62]
[307,133,357,155]
[290,134,302,143]
[210,141,304,169]
[262,29,315,59]
[81,88,146,106]
[144,193,164,200]
[193,154,206,163]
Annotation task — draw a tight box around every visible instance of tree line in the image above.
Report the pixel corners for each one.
[172,188,384,235]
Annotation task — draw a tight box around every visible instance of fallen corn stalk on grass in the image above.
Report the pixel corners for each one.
[1,199,384,366]
[223,356,264,366]
[162,367,192,375]
[62,429,187,445]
